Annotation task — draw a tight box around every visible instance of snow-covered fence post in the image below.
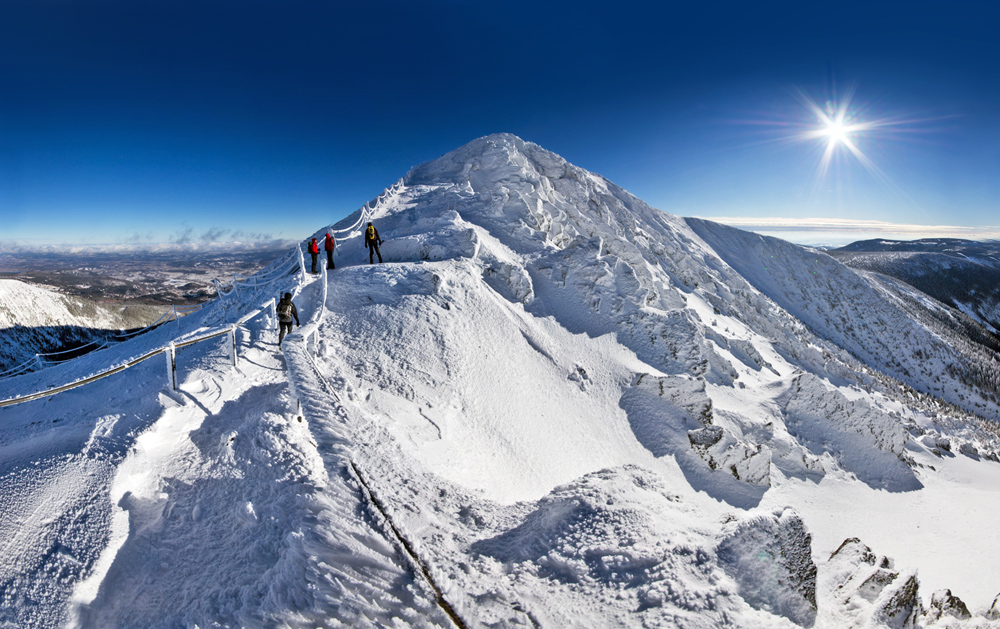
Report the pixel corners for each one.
[173,305,180,328]
[297,246,307,277]
[165,343,177,390]
[213,278,224,299]
[229,324,238,367]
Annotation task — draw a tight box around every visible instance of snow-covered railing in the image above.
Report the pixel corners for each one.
[327,178,404,240]
[35,340,111,365]
[0,357,37,379]
[1,249,301,382]
[213,250,301,299]
[109,307,177,340]
[0,299,277,409]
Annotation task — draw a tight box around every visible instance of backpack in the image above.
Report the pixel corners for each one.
[277,300,294,322]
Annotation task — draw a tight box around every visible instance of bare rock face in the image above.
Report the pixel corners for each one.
[716,508,817,626]
[824,538,921,628]
[925,589,972,622]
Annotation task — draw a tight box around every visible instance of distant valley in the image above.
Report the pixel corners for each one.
[829,238,1000,338]
[0,247,288,373]
[0,248,288,306]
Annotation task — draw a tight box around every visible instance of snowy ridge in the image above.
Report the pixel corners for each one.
[3,133,1000,627]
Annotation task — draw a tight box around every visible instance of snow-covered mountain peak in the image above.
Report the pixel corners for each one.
[397,132,674,255]
[407,133,570,187]
[5,135,1000,627]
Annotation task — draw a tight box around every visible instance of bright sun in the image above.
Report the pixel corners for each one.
[810,108,870,154]
[795,89,881,181]
[823,119,849,145]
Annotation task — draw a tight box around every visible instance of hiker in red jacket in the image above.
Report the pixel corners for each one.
[308,238,320,274]
[324,232,336,270]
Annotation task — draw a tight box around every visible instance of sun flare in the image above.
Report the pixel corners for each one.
[792,88,889,184]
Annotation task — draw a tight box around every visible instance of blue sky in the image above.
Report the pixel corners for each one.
[2,0,998,248]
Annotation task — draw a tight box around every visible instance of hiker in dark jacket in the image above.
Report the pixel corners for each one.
[308,238,320,274]
[276,292,300,348]
[364,222,383,264]
[324,232,336,269]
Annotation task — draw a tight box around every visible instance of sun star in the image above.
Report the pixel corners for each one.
[795,88,883,183]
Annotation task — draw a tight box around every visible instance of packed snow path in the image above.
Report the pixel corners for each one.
[1,268,453,627]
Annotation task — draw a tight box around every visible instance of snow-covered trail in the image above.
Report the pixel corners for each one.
[0,266,452,627]
[7,133,1000,627]
[66,270,452,627]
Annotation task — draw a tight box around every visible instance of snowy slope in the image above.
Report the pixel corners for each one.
[2,133,1000,628]
[0,279,164,372]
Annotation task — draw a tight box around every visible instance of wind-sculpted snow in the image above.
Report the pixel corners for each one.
[5,133,1000,626]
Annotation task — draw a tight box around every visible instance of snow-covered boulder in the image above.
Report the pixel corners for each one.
[622,372,772,486]
[716,508,817,626]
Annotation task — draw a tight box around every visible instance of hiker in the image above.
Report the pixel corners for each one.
[308,238,320,274]
[364,222,383,264]
[324,232,336,269]
[276,292,300,348]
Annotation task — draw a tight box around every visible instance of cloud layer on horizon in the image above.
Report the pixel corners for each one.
[1,226,298,254]
[703,217,1000,246]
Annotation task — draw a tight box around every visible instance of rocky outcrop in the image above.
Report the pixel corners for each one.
[924,589,972,622]
[824,538,921,628]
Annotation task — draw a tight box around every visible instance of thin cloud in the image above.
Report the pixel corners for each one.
[200,227,231,242]
[172,227,195,245]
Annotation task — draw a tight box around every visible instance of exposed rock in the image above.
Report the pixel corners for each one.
[688,428,772,486]
[959,442,979,458]
[925,589,971,622]
[986,593,1000,620]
